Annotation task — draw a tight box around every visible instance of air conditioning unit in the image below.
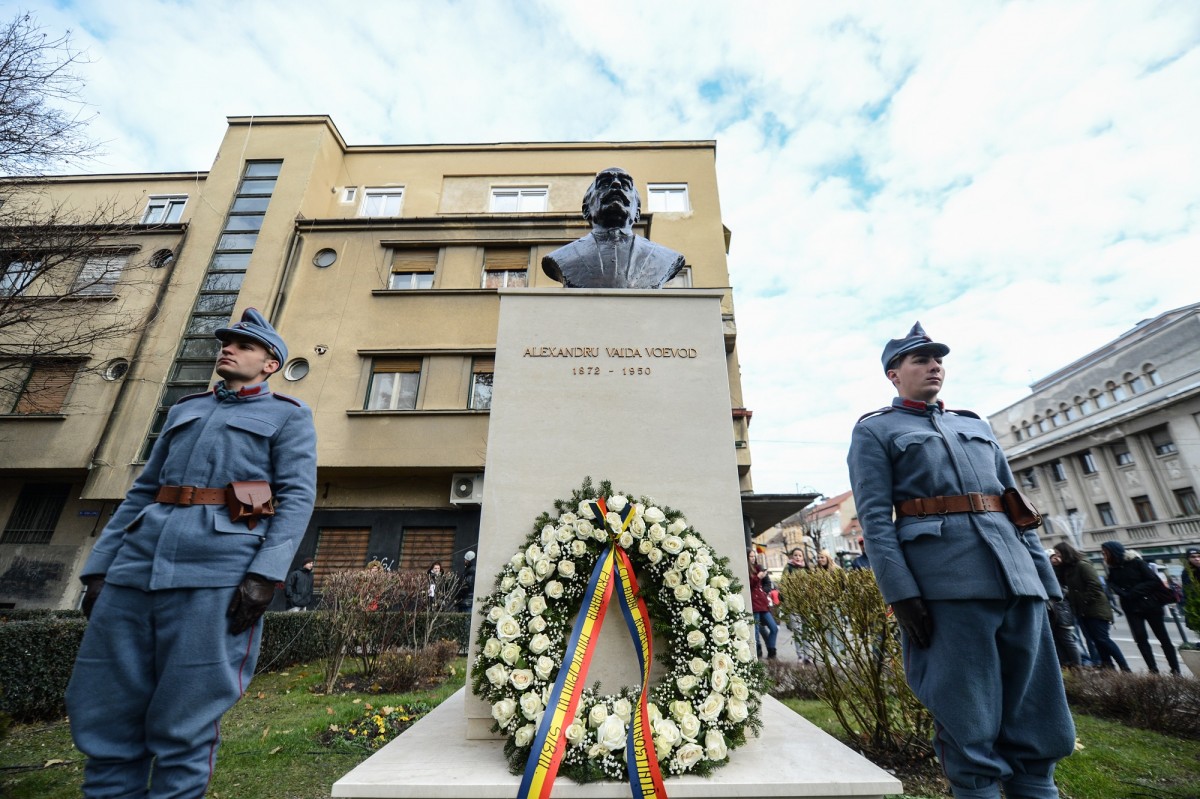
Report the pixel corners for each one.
[450,473,485,505]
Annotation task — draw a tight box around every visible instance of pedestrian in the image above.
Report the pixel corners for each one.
[66,308,318,798]
[781,548,813,662]
[427,561,444,606]
[814,549,841,572]
[1101,540,1180,674]
[748,550,778,659]
[848,321,1074,799]
[1051,542,1130,671]
[1182,548,1200,633]
[1043,550,1081,670]
[849,536,870,571]
[286,557,316,611]
[456,551,477,613]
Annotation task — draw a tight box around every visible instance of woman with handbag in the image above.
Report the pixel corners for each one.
[1101,541,1180,674]
[1051,543,1130,671]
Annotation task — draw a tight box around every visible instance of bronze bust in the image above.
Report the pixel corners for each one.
[541,167,686,289]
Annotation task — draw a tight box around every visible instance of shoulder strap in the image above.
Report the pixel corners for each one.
[177,390,212,404]
[272,392,302,407]
[946,408,981,419]
[856,406,894,423]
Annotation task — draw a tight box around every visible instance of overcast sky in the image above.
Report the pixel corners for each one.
[30,0,1199,496]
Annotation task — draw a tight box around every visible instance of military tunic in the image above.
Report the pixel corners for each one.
[67,383,317,798]
[848,397,1074,799]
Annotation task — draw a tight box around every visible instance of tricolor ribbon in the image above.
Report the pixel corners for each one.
[517,498,667,799]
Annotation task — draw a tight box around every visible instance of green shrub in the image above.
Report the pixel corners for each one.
[374,639,460,692]
[777,568,934,767]
[0,617,85,722]
[255,611,333,673]
[763,659,822,700]
[1064,669,1200,739]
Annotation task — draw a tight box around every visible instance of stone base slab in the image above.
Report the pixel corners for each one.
[332,687,903,798]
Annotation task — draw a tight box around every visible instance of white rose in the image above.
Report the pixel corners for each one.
[500,642,521,665]
[695,547,713,565]
[608,494,629,512]
[710,669,730,694]
[680,607,701,627]
[630,516,646,536]
[588,703,608,728]
[515,724,537,748]
[684,534,702,550]
[711,575,731,590]
[725,697,749,723]
[596,714,626,751]
[644,507,666,524]
[676,674,699,695]
[492,698,517,727]
[528,615,547,633]
[525,544,543,564]
[711,625,730,645]
[593,525,608,542]
[541,525,556,545]
[711,653,734,673]
[697,691,725,722]
[674,585,694,602]
[648,523,666,543]
[483,637,502,658]
[504,594,525,615]
[545,580,564,599]
[520,690,543,720]
[653,717,681,747]
[647,548,663,564]
[487,606,504,622]
[667,519,687,535]
[618,531,634,549]
[676,742,704,770]
[732,620,751,641]
[727,593,745,613]
[529,633,551,654]
[663,570,682,589]
[654,736,674,761]
[647,702,662,724]
[577,501,595,519]
[729,676,750,701]
[559,512,577,524]
[510,552,526,569]
[565,721,586,746]
[702,586,721,603]
[496,615,522,641]
[705,729,728,761]
[679,712,701,741]
[534,655,555,680]
[501,575,516,591]
[588,742,606,760]
[638,539,653,554]
[485,663,509,686]
[709,599,728,622]
[687,563,709,591]
[528,595,548,616]
[534,559,554,579]
[689,656,708,676]
[612,697,632,723]
[662,536,684,555]
[509,669,535,691]
[518,567,537,586]
[669,700,691,721]
[545,542,561,559]
[557,560,576,579]
[556,525,574,543]
[605,511,622,530]
[675,551,692,569]
[574,519,594,538]
[571,540,588,557]
[734,641,754,663]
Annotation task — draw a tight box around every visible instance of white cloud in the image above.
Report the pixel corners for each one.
[22,0,1200,495]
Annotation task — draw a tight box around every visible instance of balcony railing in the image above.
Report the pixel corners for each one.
[1080,514,1200,551]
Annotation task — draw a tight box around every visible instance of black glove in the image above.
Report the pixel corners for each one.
[891,597,933,648]
[227,573,276,635]
[81,576,105,619]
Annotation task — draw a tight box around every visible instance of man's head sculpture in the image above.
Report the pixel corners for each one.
[582,167,640,230]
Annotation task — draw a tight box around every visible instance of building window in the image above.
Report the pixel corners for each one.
[647,183,690,212]
[1021,468,1039,490]
[1,360,81,414]
[1060,403,1075,422]
[0,258,38,296]
[1036,416,1048,433]
[1175,488,1200,517]
[1050,460,1067,482]
[1111,442,1134,466]
[1077,395,1094,416]
[1012,426,1023,442]
[0,483,71,545]
[141,195,187,224]
[1107,381,1127,402]
[1145,364,1162,386]
[1048,411,1060,428]
[366,358,421,410]
[360,187,405,218]
[1096,502,1117,526]
[1149,427,1177,456]
[1132,495,1157,523]
[489,187,547,213]
[397,527,456,571]
[1093,389,1110,410]
[1126,372,1145,394]
[312,527,371,589]
[482,247,529,288]
[1022,422,1033,440]
[72,255,128,296]
[469,357,494,410]
[663,266,692,288]
[1078,451,1098,475]
[389,249,437,290]
[341,187,358,204]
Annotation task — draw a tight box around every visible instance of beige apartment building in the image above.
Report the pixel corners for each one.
[0,114,803,609]
[987,302,1200,566]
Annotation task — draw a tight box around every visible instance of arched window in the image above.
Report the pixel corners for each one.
[1092,388,1110,410]
[1125,371,1145,394]
[1060,402,1075,422]
[1036,415,1048,433]
[1143,363,1162,386]
[1076,395,1094,416]
[1022,421,1033,439]
[1048,410,1061,427]
[1107,380,1127,402]
[1012,426,1023,442]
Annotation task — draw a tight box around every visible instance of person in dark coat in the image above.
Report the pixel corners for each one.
[285,557,315,611]
[66,308,317,798]
[748,550,778,659]
[848,322,1073,799]
[1101,540,1180,674]
[1051,542,1129,671]
[456,551,477,613]
[1182,548,1200,633]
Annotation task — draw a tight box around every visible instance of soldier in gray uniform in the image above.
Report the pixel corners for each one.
[66,308,317,798]
[847,323,1073,799]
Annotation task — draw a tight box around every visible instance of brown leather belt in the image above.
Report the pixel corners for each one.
[155,485,226,506]
[896,493,1003,518]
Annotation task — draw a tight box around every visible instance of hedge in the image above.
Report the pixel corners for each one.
[0,609,473,723]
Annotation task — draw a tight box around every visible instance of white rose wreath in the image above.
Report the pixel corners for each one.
[471,478,764,783]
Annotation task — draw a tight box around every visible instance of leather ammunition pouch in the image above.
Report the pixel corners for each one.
[1001,487,1042,531]
[226,481,275,531]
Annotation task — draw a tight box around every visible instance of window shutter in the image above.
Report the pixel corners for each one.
[373,357,421,374]
[397,528,456,571]
[483,248,529,271]
[391,250,438,273]
[14,362,80,414]
[473,358,495,374]
[312,528,372,589]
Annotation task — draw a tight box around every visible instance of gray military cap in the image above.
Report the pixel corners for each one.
[881,321,950,371]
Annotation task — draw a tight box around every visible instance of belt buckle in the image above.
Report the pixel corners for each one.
[967,492,985,512]
[177,485,194,507]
